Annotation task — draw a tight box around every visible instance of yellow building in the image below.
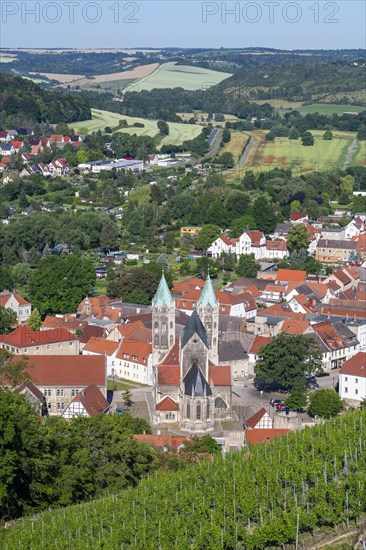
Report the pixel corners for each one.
[180,226,202,236]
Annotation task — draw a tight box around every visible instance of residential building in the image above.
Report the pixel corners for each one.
[316,239,357,263]
[115,340,153,385]
[0,290,31,323]
[5,355,106,416]
[82,337,119,377]
[62,384,110,419]
[180,226,202,236]
[1,325,79,355]
[310,321,359,371]
[244,407,273,429]
[339,352,366,404]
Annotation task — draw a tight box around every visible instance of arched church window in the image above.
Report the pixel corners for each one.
[186,401,190,419]
[170,335,173,346]
[154,322,159,331]
[162,323,167,334]
[213,338,216,347]
[170,321,173,329]
[196,402,201,420]
[154,336,159,346]
[206,401,210,417]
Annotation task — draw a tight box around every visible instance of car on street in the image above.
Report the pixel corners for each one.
[275,405,291,413]
[270,398,284,407]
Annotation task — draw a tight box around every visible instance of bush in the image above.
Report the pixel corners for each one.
[308,388,342,419]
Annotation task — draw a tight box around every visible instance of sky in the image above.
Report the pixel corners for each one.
[1,1,365,50]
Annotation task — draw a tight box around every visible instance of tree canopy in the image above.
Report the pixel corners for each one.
[308,388,342,418]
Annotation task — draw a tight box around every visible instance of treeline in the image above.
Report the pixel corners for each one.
[0,74,91,127]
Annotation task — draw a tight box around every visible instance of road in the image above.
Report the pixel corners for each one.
[205,128,223,158]
[236,135,255,169]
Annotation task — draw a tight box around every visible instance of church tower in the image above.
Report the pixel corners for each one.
[152,272,175,365]
[196,274,219,364]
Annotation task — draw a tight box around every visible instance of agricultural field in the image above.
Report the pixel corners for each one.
[353,140,366,166]
[295,103,365,116]
[123,62,232,92]
[73,109,201,147]
[243,130,359,174]
[220,131,250,163]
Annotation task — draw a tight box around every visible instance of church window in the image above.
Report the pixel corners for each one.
[206,402,210,417]
[196,402,201,420]
[186,401,190,419]
[170,335,173,346]
[154,336,159,346]
[162,323,167,334]
[170,321,173,329]
[213,338,216,347]
[154,322,159,331]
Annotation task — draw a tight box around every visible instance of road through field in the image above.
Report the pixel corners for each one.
[236,136,255,168]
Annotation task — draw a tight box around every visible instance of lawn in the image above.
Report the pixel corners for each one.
[353,140,366,166]
[123,62,232,92]
[107,380,134,391]
[73,108,201,147]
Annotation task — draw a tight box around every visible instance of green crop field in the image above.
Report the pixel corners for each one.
[73,109,201,147]
[245,130,359,174]
[353,140,366,166]
[295,103,365,115]
[124,62,232,92]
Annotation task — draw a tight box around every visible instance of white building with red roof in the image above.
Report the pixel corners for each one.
[339,352,366,404]
[0,290,32,323]
[1,325,79,355]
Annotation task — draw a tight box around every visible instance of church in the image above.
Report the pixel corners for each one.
[152,273,232,433]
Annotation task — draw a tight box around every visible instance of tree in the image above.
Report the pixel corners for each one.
[286,224,311,253]
[0,307,17,334]
[255,333,323,390]
[285,380,307,411]
[290,200,301,213]
[195,224,221,251]
[308,388,342,418]
[122,390,133,409]
[222,129,231,143]
[301,131,314,146]
[26,309,42,331]
[357,124,366,140]
[182,435,221,455]
[217,151,234,168]
[107,267,158,304]
[323,130,333,140]
[252,196,277,234]
[235,254,258,278]
[100,225,118,251]
[0,349,31,387]
[157,120,169,136]
[289,127,300,140]
[27,255,96,316]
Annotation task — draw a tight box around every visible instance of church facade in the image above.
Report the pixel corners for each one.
[152,274,232,433]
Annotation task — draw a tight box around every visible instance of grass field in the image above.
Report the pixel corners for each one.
[295,104,365,115]
[123,62,232,92]
[73,109,201,147]
[353,140,366,166]
[245,130,357,173]
[220,131,250,163]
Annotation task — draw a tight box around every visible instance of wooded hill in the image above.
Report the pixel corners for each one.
[0,74,91,128]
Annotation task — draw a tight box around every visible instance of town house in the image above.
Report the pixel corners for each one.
[1,325,79,355]
[0,290,32,323]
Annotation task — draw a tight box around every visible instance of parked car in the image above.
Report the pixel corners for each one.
[270,398,284,407]
[276,405,291,414]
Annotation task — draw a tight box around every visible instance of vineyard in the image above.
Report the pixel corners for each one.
[2,410,366,549]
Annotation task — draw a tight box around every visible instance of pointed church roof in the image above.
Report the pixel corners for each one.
[183,362,212,396]
[180,309,208,348]
[152,272,173,307]
[197,274,218,309]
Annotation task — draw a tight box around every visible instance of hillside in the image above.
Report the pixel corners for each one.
[216,61,366,106]
[2,410,365,549]
[0,74,91,127]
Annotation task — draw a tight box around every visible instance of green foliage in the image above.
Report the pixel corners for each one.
[252,196,277,234]
[3,410,366,548]
[0,307,17,335]
[157,120,169,136]
[308,388,342,419]
[182,435,222,454]
[287,224,311,252]
[301,131,314,146]
[194,224,221,251]
[217,151,235,167]
[100,224,119,251]
[255,333,323,390]
[27,255,95,316]
[0,350,31,387]
[25,309,42,331]
[285,380,307,410]
[235,254,258,278]
[0,74,90,126]
[107,267,158,304]
[323,130,333,140]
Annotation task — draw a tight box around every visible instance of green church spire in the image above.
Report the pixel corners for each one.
[197,273,217,309]
[152,272,173,307]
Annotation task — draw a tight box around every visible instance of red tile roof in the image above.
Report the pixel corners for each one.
[245,407,268,428]
[2,325,75,348]
[209,365,231,386]
[172,278,205,295]
[133,434,188,450]
[339,352,366,378]
[71,384,110,416]
[266,240,288,251]
[290,212,307,221]
[246,230,264,246]
[7,355,106,387]
[0,291,30,307]
[117,321,152,343]
[116,339,151,365]
[246,429,290,445]
[83,337,118,356]
[276,269,307,283]
[156,396,179,411]
[249,336,272,355]
[160,341,180,367]
[157,365,180,385]
[282,318,310,335]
